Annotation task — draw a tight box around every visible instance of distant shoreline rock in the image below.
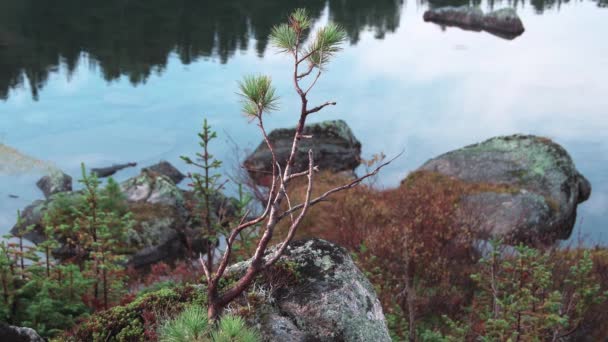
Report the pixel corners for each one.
[423,7,525,39]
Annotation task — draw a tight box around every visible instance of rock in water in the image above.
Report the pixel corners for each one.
[415,135,590,244]
[423,6,484,28]
[91,162,137,178]
[228,239,391,341]
[142,160,185,184]
[0,323,44,342]
[483,8,525,35]
[36,169,72,198]
[423,6,525,38]
[244,120,362,186]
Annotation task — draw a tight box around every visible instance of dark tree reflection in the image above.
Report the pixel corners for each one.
[0,0,402,101]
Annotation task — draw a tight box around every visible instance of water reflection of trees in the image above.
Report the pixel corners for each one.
[0,0,402,101]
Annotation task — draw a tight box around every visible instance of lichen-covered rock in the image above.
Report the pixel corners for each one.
[416,135,591,243]
[423,6,524,38]
[142,160,185,185]
[229,239,391,342]
[36,169,72,198]
[244,120,362,186]
[0,323,44,342]
[121,170,185,208]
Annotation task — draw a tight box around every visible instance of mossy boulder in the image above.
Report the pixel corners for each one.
[229,239,391,342]
[69,239,389,342]
[414,135,591,244]
[244,120,362,186]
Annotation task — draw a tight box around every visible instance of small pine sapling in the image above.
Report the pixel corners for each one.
[198,8,396,320]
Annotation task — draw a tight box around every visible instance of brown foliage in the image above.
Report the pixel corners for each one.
[280,170,608,339]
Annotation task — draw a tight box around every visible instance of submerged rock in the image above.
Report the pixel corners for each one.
[0,143,53,175]
[414,134,590,244]
[244,120,362,186]
[142,160,185,185]
[423,6,525,39]
[0,323,44,342]
[229,239,391,342]
[36,169,72,198]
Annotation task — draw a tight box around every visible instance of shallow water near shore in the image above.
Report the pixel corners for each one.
[1,0,607,244]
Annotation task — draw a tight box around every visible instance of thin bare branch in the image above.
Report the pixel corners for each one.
[285,166,319,182]
[297,63,315,79]
[276,161,295,225]
[266,150,315,267]
[305,101,336,115]
[213,154,278,283]
[278,151,403,220]
[304,70,322,96]
[199,252,211,282]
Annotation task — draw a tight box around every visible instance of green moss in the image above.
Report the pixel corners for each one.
[67,285,206,341]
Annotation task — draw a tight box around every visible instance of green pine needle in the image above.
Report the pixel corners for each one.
[270,23,298,53]
[305,23,347,69]
[237,75,279,117]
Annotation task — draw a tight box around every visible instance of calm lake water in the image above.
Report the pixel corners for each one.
[1,0,607,243]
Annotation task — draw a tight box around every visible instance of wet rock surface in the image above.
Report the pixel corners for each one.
[416,134,591,243]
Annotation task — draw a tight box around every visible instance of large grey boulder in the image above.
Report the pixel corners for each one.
[0,323,44,342]
[36,169,72,198]
[416,135,590,244]
[229,239,391,342]
[423,6,525,38]
[244,120,362,186]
